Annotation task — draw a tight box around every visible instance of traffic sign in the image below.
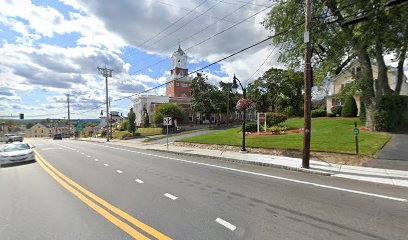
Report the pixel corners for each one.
[163,117,172,126]
[353,127,359,136]
[76,120,84,131]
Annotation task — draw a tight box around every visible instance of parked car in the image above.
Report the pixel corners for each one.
[0,143,35,165]
[0,134,15,142]
[6,135,23,143]
[53,134,62,140]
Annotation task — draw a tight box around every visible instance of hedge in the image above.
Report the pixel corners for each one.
[311,109,327,118]
[374,95,408,131]
[266,112,287,127]
[242,122,258,132]
[341,95,358,117]
[330,106,343,116]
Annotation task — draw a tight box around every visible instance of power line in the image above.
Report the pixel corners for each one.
[138,0,210,49]
[246,45,277,83]
[133,1,275,74]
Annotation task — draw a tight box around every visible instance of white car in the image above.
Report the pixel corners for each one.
[0,143,35,165]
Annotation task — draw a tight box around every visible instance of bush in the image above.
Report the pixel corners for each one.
[268,125,288,133]
[359,102,366,124]
[341,95,358,117]
[266,112,287,127]
[283,106,295,117]
[242,122,258,132]
[374,96,408,131]
[311,109,327,118]
[327,112,336,117]
[331,106,343,116]
[119,120,129,131]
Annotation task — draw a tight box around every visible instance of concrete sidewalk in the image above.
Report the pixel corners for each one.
[75,138,408,188]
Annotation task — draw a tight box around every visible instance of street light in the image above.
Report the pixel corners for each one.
[232,74,247,152]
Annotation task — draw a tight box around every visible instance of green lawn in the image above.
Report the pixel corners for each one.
[179,118,391,156]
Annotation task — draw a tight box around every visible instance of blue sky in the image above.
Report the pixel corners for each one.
[0,0,277,119]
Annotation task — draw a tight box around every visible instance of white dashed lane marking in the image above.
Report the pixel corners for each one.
[135,179,144,184]
[164,193,178,200]
[94,159,99,161]
[116,170,123,174]
[87,155,91,158]
[216,218,236,231]
[104,164,109,167]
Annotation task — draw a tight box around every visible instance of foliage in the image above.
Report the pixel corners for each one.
[242,122,258,132]
[190,73,217,121]
[331,106,343,116]
[151,103,187,125]
[269,125,288,133]
[359,101,366,124]
[127,108,136,134]
[311,109,327,118]
[311,99,326,110]
[247,68,303,116]
[262,0,408,129]
[180,118,391,156]
[374,96,408,131]
[266,112,287,127]
[341,95,358,117]
[119,120,129,131]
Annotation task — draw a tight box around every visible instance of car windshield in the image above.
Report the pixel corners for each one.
[1,144,31,152]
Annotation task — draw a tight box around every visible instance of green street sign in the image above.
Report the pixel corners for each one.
[76,120,84,131]
[353,127,359,136]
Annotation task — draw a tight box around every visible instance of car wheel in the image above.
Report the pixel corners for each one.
[20,140,23,142]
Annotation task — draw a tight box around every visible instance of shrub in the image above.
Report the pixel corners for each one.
[327,112,336,117]
[374,96,408,131]
[242,122,258,132]
[311,109,327,118]
[266,112,287,127]
[330,106,343,116]
[283,106,295,117]
[119,120,129,131]
[341,95,358,117]
[359,102,366,124]
[269,125,288,133]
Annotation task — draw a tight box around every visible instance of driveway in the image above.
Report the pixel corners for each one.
[367,132,408,170]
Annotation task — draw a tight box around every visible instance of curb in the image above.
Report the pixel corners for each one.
[146,148,332,176]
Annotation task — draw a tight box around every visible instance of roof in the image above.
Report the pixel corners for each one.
[173,44,186,56]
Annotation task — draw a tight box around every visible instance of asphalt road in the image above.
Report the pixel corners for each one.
[1,138,408,240]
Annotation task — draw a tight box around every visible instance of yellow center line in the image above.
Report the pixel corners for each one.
[34,149,172,240]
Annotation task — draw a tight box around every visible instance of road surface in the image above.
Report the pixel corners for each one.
[1,138,407,240]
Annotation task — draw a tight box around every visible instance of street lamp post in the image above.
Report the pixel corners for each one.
[232,74,247,152]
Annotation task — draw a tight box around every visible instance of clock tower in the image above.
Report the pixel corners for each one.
[166,45,192,98]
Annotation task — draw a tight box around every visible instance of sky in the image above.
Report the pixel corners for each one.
[0,0,280,119]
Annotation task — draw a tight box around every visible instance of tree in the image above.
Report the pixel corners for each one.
[262,0,408,129]
[127,108,136,134]
[247,68,303,116]
[219,81,239,124]
[151,103,187,126]
[190,73,217,124]
[341,95,358,117]
[120,120,129,131]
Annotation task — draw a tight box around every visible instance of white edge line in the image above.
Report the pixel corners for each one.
[164,193,178,200]
[216,218,236,231]
[73,142,408,203]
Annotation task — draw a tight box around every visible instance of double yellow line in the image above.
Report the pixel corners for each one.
[34,149,172,240]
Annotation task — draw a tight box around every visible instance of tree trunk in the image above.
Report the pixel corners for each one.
[395,43,407,95]
[375,44,393,96]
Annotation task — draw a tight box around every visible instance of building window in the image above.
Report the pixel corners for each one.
[335,98,344,106]
[176,82,180,87]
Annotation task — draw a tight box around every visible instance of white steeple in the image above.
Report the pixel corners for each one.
[171,44,188,69]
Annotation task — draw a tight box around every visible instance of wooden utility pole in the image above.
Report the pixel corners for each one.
[97,66,113,142]
[66,94,71,138]
[302,0,312,169]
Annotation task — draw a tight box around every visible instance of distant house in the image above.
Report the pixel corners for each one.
[24,122,70,138]
[326,61,408,113]
[97,111,124,129]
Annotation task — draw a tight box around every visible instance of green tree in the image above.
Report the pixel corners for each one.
[151,103,187,126]
[219,81,239,124]
[190,73,217,124]
[341,95,358,117]
[127,108,136,134]
[262,0,408,129]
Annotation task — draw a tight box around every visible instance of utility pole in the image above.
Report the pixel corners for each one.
[302,0,312,168]
[66,94,71,138]
[302,0,312,169]
[97,66,113,142]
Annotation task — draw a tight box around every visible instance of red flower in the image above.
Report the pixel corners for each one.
[236,98,255,111]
